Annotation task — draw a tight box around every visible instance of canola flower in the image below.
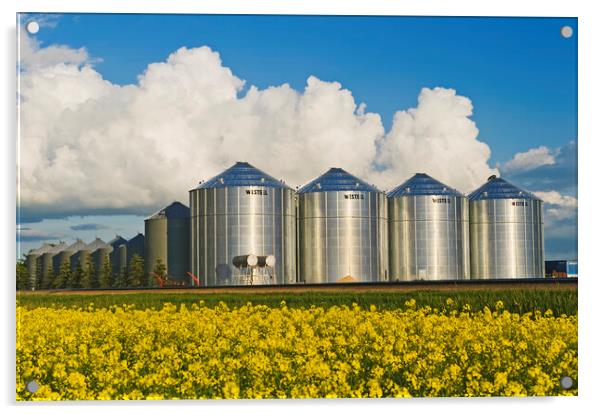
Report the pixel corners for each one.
[16,300,577,400]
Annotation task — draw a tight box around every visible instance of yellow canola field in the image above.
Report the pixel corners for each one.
[16,300,577,400]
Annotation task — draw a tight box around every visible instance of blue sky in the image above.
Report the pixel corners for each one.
[17,13,577,260]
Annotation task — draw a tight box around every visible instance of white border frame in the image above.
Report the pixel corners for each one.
[3,1,600,413]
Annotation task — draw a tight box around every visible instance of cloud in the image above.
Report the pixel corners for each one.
[21,13,62,29]
[70,223,109,231]
[18,21,94,71]
[504,141,577,196]
[18,33,498,220]
[17,216,44,224]
[534,190,578,222]
[16,227,65,242]
[531,189,578,260]
[502,145,557,173]
[502,141,578,260]
[372,87,498,192]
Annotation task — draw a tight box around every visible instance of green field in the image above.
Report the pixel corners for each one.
[17,287,577,315]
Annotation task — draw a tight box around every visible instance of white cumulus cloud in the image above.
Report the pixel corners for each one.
[18,27,93,71]
[18,33,499,220]
[534,190,578,222]
[502,145,557,173]
[372,87,498,192]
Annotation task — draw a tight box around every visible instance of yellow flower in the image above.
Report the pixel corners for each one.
[15,302,577,400]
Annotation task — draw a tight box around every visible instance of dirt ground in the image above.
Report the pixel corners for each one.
[20,279,577,296]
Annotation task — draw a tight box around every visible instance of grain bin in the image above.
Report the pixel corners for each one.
[53,239,87,275]
[145,202,190,282]
[297,167,388,283]
[125,233,145,265]
[87,238,112,269]
[190,162,296,286]
[116,233,145,278]
[87,238,113,283]
[388,173,470,281]
[39,242,67,286]
[117,244,127,274]
[63,238,109,287]
[70,247,92,274]
[108,235,127,275]
[25,243,54,289]
[468,175,544,279]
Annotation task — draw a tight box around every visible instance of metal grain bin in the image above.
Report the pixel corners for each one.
[53,239,87,275]
[108,235,127,275]
[117,245,127,274]
[114,233,146,280]
[125,233,145,265]
[388,173,470,281]
[87,238,112,268]
[297,167,388,283]
[70,249,91,272]
[190,162,296,286]
[468,175,544,279]
[40,242,67,286]
[26,243,54,289]
[144,202,190,282]
[86,238,113,283]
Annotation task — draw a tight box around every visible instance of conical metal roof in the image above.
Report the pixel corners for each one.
[468,175,541,201]
[387,173,463,198]
[298,168,380,194]
[27,243,52,255]
[194,161,290,190]
[44,242,68,255]
[126,233,145,257]
[84,237,112,252]
[108,235,127,248]
[127,233,145,245]
[146,201,190,220]
[63,239,88,253]
[27,242,56,256]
